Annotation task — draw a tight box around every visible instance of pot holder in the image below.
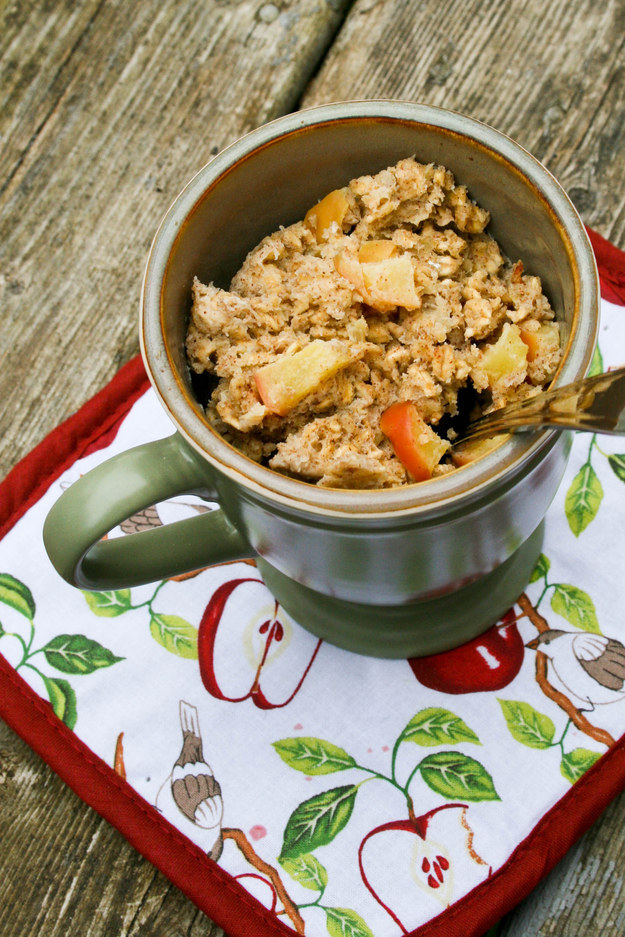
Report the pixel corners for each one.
[1,228,624,937]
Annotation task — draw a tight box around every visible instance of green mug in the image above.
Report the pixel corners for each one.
[43,102,599,658]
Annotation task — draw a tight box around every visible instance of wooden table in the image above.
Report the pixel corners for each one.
[1,1,624,934]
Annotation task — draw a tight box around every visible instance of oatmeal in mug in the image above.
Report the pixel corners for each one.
[186,157,562,489]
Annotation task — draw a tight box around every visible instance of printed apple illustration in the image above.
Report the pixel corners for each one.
[358,803,488,929]
[198,577,321,709]
[408,609,525,694]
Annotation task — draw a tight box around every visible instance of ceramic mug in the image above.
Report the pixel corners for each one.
[43,101,599,658]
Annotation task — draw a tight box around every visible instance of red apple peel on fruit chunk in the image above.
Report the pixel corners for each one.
[254,340,356,416]
[380,401,450,481]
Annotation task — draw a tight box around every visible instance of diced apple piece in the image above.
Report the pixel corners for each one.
[480,322,528,387]
[335,251,420,311]
[451,434,506,467]
[305,188,350,242]
[361,255,421,311]
[254,340,355,416]
[519,322,560,362]
[334,251,371,302]
[358,240,397,262]
[380,401,450,481]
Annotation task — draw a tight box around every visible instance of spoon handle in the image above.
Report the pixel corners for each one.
[460,366,625,442]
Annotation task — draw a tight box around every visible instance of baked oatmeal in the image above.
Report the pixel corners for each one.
[186,157,561,488]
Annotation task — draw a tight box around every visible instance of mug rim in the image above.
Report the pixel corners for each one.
[140,100,599,517]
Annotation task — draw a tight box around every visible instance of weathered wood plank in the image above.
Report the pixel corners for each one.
[0,0,351,481]
[302,0,625,249]
[499,788,625,936]
[1,0,103,189]
[0,719,225,936]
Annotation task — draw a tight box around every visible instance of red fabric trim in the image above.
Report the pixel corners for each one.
[0,656,294,937]
[587,226,625,305]
[0,229,624,936]
[3,605,625,937]
[413,738,625,937]
[0,355,149,540]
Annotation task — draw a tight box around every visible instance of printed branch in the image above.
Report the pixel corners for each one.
[222,828,305,934]
[114,732,126,779]
[517,593,549,634]
[534,654,615,747]
[518,593,616,748]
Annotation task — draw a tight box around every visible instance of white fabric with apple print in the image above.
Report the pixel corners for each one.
[0,297,623,937]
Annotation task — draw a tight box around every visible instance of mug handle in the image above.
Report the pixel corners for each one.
[42,432,254,590]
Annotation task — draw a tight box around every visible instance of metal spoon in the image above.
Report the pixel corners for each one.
[456,366,625,444]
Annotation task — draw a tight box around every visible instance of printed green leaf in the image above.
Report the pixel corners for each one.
[608,454,625,483]
[325,907,374,937]
[401,708,480,747]
[273,737,357,775]
[280,785,358,859]
[279,853,328,892]
[587,344,603,377]
[42,676,77,729]
[565,463,603,536]
[560,748,602,784]
[0,620,5,638]
[149,613,198,658]
[418,752,500,801]
[83,590,132,617]
[498,699,555,749]
[551,584,600,633]
[42,634,124,674]
[529,553,551,583]
[0,573,35,620]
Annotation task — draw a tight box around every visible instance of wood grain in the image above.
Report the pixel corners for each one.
[0,720,225,936]
[302,0,625,249]
[499,789,625,936]
[2,0,625,934]
[0,0,350,481]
